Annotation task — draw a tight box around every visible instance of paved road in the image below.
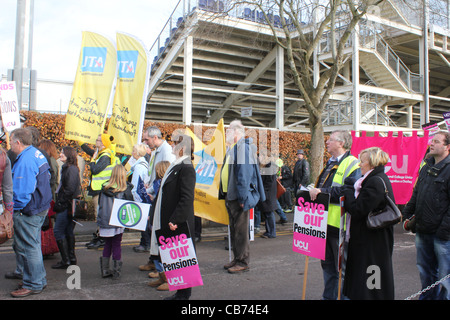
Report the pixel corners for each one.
[0,222,422,302]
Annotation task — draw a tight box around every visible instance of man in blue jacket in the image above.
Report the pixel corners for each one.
[8,128,52,298]
[219,120,265,274]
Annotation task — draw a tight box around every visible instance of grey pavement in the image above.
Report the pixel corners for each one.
[0,210,433,305]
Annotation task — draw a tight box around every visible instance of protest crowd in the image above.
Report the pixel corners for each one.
[0,118,449,301]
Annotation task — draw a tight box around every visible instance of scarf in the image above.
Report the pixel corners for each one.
[149,155,189,256]
[353,168,374,198]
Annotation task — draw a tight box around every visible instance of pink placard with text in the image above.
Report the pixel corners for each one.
[293,192,330,260]
[156,223,203,291]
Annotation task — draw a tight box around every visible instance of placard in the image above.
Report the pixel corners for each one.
[156,223,203,291]
[338,196,346,271]
[293,191,330,260]
[108,198,150,231]
[0,81,21,132]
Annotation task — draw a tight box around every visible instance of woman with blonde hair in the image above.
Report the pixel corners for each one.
[97,164,133,279]
[343,147,395,300]
[131,143,151,253]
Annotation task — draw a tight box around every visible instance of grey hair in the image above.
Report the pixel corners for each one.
[145,126,162,138]
[331,130,352,150]
[228,120,245,137]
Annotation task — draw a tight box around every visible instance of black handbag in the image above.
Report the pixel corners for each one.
[72,190,88,220]
[366,176,401,229]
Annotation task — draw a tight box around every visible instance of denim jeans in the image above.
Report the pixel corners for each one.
[13,211,47,291]
[275,200,287,221]
[254,207,261,229]
[153,259,164,272]
[415,232,450,300]
[53,209,74,241]
[262,211,276,238]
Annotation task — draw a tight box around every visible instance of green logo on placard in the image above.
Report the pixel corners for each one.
[117,202,142,228]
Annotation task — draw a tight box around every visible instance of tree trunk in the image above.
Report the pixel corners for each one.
[309,117,325,184]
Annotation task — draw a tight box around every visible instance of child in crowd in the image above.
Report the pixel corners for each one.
[97,165,133,280]
[147,161,172,289]
[149,161,171,204]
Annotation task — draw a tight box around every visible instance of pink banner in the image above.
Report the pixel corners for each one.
[351,131,429,205]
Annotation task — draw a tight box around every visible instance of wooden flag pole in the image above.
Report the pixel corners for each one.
[337,268,342,300]
[301,256,309,300]
[5,131,11,150]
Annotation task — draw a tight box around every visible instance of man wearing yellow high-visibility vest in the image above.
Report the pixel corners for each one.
[309,130,360,300]
[81,134,121,249]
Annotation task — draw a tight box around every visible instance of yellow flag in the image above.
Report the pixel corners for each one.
[187,119,228,225]
[107,32,150,155]
[65,31,117,144]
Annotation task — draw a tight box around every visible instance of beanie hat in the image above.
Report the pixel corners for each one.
[101,134,113,149]
[100,134,116,165]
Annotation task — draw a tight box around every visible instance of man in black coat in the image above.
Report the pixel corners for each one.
[293,149,310,196]
[403,131,450,300]
[279,162,293,212]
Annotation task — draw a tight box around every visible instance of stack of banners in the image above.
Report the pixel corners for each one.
[351,131,429,205]
[0,81,20,132]
[65,31,117,144]
[444,112,450,132]
[108,198,151,231]
[186,119,228,225]
[107,32,150,155]
[338,196,346,271]
[293,191,330,260]
[422,122,441,144]
[156,223,203,291]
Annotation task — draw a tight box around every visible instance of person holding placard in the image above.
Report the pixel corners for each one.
[149,131,196,300]
[97,165,133,280]
[309,130,360,300]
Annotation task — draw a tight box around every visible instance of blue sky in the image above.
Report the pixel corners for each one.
[0,0,180,81]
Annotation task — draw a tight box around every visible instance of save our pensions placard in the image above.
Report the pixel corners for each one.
[156,223,203,291]
[0,81,21,132]
[293,191,330,260]
[108,198,150,231]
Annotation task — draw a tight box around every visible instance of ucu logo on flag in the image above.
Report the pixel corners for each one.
[80,47,107,73]
[194,150,217,186]
[118,50,138,79]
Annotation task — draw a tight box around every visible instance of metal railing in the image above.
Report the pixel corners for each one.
[148,0,318,72]
[148,0,192,72]
[323,93,398,127]
[322,100,353,126]
[359,24,422,93]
